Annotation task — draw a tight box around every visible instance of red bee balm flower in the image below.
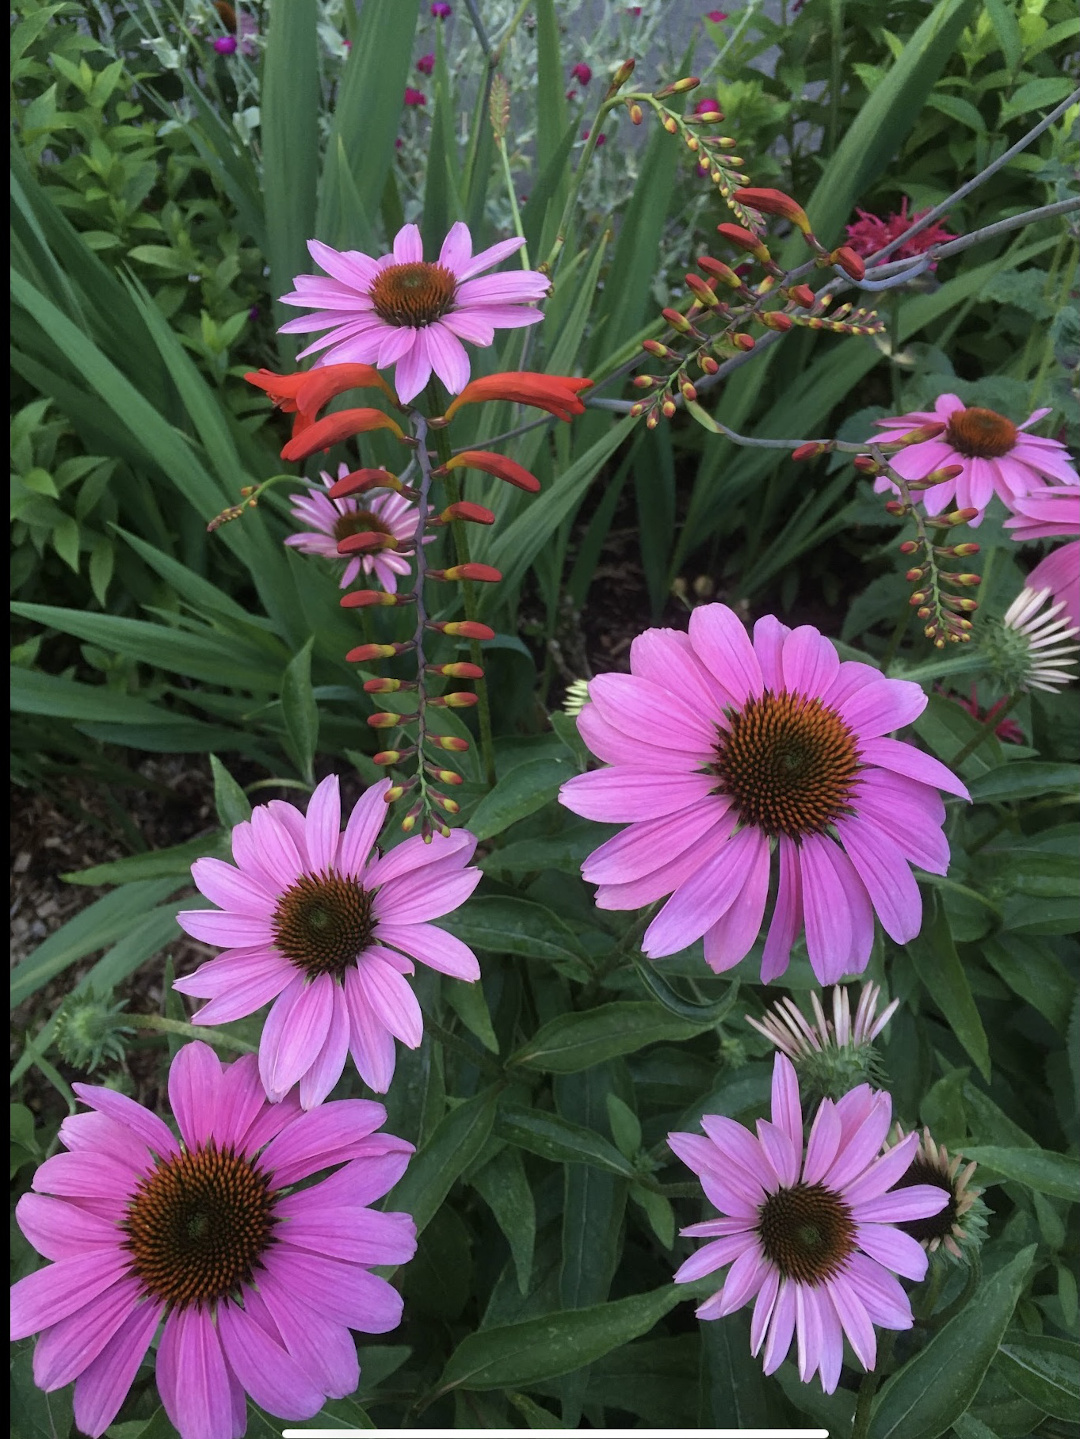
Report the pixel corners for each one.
[845,199,956,267]
[417,53,435,75]
[404,87,427,106]
[570,62,592,85]
[441,371,593,422]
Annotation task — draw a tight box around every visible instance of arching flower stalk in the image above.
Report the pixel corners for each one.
[669,1054,949,1393]
[10,1043,417,1439]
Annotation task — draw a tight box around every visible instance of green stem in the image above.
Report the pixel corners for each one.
[425,1017,504,1079]
[542,93,621,275]
[881,601,912,676]
[496,137,530,267]
[949,691,1020,769]
[851,1329,896,1439]
[426,387,498,791]
[126,1013,256,1054]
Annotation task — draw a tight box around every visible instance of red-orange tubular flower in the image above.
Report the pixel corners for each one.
[440,372,593,423]
[715,223,771,264]
[280,408,407,462]
[245,364,398,436]
[733,187,812,235]
[328,468,402,498]
[440,450,541,493]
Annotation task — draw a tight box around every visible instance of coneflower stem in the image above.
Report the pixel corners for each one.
[126,1013,256,1054]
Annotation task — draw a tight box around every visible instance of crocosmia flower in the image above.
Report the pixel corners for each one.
[10,1043,416,1439]
[872,394,1078,523]
[279,223,549,404]
[559,605,967,983]
[669,1054,948,1393]
[286,463,419,591]
[175,776,482,1100]
[1005,486,1080,629]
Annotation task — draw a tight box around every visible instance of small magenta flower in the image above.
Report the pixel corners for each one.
[431,1,451,16]
[559,605,967,984]
[873,395,1079,523]
[278,222,550,404]
[286,463,419,591]
[706,9,730,20]
[670,1054,949,1393]
[417,52,435,75]
[213,34,237,54]
[10,1043,416,1439]
[175,776,482,1100]
[845,198,956,267]
[404,86,427,107]
[570,62,592,85]
[582,128,606,145]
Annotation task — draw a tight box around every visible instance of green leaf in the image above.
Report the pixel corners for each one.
[470,1146,536,1295]
[10,878,185,1008]
[312,1394,377,1429]
[606,1096,642,1160]
[62,833,224,886]
[510,1001,715,1073]
[495,1103,637,1178]
[632,954,741,1025]
[908,894,990,1080]
[999,76,1078,125]
[997,1333,1079,1421]
[981,935,1075,1032]
[445,978,499,1054]
[959,1146,1078,1201]
[385,1085,498,1239]
[984,0,1022,70]
[435,1283,683,1393]
[925,92,986,132]
[210,755,253,829]
[967,762,1080,803]
[280,636,319,785]
[699,1309,771,1428]
[467,756,577,841]
[436,896,589,973]
[868,1245,1036,1439]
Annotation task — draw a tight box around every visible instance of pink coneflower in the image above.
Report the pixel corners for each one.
[285,463,418,592]
[845,198,956,267]
[417,52,435,75]
[872,394,1078,524]
[175,776,482,1101]
[278,222,549,404]
[570,62,592,85]
[404,86,427,106]
[559,604,967,984]
[10,1042,416,1439]
[1005,487,1080,629]
[669,1054,948,1392]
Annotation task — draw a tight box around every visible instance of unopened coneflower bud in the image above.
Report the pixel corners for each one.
[429,562,503,583]
[734,186,812,235]
[899,540,920,554]
[716,222,771,263]
[345,641,411,662]
[436,619,496,640]
[791,442,827,461]
[760,310,793,332]
[431,734,469,751]
[337,531,399,555]
[662,307,692,333]
[629,102,643,124]
[697,255,742,288]
[438,501,495,525]
[429,661,485,679]
[699,354,720,374]
[642,338,671,357]
[340,589,404,609]
[830,245,865,280]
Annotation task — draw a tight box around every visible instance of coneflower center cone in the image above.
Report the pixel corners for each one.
[370,262,456,327]
[757,1181,856,1284]
[714,693,859,837]
[272,870,376,977]
[332,509,393,543]
[892,1158,957,1243]
[124,1143,276,1307]
[944,406,1018,459]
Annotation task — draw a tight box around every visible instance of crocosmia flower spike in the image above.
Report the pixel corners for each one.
[670,1054,948,1393]
[286,463,420,591]
[560,605,967,982]
[278,222,550,403]
[175,776,482,1100]
[10,1042,416,1439]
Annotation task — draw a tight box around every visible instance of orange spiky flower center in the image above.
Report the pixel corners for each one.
[370,263,456,327]
[272,868,376,977]
[757,1181,856,1284]
[714,692,860,838]
[124,1143,276,1308]
[944,407,1017,459]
